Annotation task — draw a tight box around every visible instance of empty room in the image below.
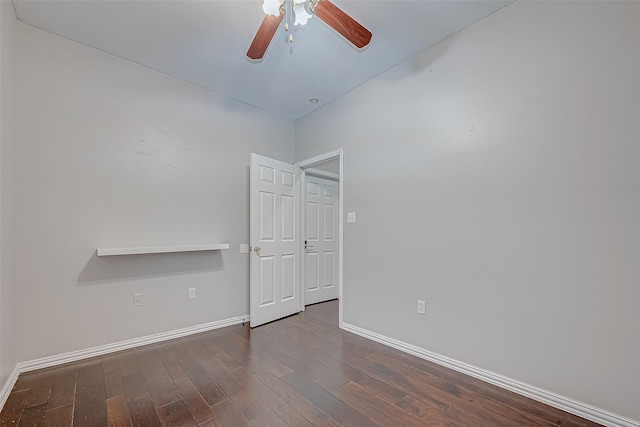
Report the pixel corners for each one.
[0,0,638,426]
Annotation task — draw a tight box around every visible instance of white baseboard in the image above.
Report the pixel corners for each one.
[18,314,249,373]
[1,314,249,411]
[0,365,21,410]
[342,323,639,427]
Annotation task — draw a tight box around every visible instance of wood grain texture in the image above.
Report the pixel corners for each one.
[247,14,285,61]
[17,403,47,426]
[106,395,132,427]
[315,0,372,49]
[174,377,216,424]
[1,301,602,427]
[42,404,73,427]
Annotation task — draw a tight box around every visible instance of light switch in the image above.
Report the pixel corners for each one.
[347,212,356,223]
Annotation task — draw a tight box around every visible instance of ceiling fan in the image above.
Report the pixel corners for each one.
[247,0,372,61]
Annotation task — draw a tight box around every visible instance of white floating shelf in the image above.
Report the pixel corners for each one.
[97,243,230,257]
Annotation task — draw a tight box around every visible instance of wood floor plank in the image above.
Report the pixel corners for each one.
[174,377,216,425]
[329,352,452,413]
[345,333,452,379]
[261,323,307,346]
[202,339,224,356]
[183,337,215,362]
[17,403,47,427]
[349,370,407,405]
[252,369,344,427]
[366,352,413,374]
[122,373,149,402]
[195,356,239,395]
[106,395,132,427]
[117,353,142,377]
[314,378,425,427]
[146,376,181,408]
[0,300,603,427]
[73,399,108,427]
[42,404,73,427]
[281,371,377,427]
[74,363,107,427]
[407,367,549,426]
[156,400,198,427]
[310,345,407,404]
[397,395,450,420]
[179,358,227,406]
[12,373,39,394]
[233,367,314,427]
[103,357,124,400]
[210,400,252,427]
[23,373,54,409]
[282,343,351,387]
[214,350,241,371]
[217,332,292,377]
[126,394,162,427]
[155,346,188,383]
[47,367,77,410]
[197,358,289,427]
[227,387,290,427]
[136,349,169,382]
[455,374,599,426]
[199,419,225,427]
[248,334,323,381]
[165,341,195,362]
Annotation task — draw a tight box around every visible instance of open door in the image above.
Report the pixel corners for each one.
[250,154,302,327]
[304,173,339,305]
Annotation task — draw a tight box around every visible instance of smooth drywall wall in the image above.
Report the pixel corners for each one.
[0,0,18,386]
[16,23,294,362]
[296,1,640,422]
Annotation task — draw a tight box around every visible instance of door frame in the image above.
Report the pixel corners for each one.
[296,148,344,328]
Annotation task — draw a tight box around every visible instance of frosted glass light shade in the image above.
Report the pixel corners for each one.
[293,2,312,26]
[263,0,284,17]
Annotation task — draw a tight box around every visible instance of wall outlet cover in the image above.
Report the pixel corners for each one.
[133,293,143,307]
[188,288,196,300]
[347,212,356,223]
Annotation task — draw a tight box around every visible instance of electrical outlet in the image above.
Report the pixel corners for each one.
[188,288,196,300]
[417,300,426,315]
[347,212,356,223]
[133,293,143,307]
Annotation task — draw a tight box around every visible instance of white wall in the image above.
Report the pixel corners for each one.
[16,23,294,362]
[296,1,640,423]
[0,0,18,386]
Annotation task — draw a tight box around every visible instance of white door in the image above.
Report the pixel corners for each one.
[250,154,301,327]
[304,174,339,305]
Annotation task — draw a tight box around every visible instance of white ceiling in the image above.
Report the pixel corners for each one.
[14,0,512,120]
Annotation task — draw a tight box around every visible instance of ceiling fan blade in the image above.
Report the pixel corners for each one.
[315,0,372,49]
[247,13,285,61]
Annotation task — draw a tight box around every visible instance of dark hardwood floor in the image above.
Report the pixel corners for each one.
[1,300,601,426]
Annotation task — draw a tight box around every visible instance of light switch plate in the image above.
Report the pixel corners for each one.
[347,212,356,223]
[417,300,426,315]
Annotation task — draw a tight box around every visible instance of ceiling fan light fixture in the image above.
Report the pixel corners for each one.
[293,1,312,26]
[262,0,284,17]
[248,0,371,61]
[263,0,312,27]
